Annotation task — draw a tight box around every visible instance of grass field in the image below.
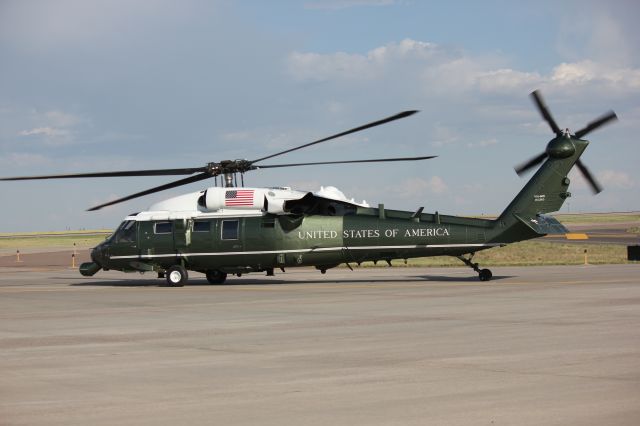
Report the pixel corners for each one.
[0,234,108,253]
[551,212,640,224]
[390,241,629,267]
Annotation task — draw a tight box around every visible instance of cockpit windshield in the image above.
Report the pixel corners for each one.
[109,220,137,243]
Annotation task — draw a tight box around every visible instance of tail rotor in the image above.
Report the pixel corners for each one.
[514,90,618,194]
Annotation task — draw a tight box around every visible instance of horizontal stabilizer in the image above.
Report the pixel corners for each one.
[514,214,569,235]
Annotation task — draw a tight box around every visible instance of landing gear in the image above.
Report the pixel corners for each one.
[166,265,188,287]
[205,269,227,285]
[456,254,493,282]
[479,268,493,282]
[315,264,338,274]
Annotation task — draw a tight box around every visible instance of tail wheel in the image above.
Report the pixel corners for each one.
[206,269,227,284]
[166,265,188,287]
[479,269,493,282]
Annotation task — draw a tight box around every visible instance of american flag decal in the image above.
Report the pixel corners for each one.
[225,189,255,206]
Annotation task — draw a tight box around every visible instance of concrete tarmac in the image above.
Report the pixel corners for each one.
[1,265,639,425]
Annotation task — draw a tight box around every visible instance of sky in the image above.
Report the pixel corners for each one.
[1,0,639,231]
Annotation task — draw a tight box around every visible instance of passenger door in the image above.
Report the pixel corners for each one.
[138,221,175,256]
[219,218,243,253]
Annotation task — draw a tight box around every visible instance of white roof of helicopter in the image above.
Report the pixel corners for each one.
[123,186,369,222]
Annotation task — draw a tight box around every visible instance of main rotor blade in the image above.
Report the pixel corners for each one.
[515,152,548,176]
[574,110,618,139]
[530,90,562,136]
[0,167,208,181]
[250,110,419,164]
[252,155,437,169]
[575,159,602,194]
[87,172,212,211]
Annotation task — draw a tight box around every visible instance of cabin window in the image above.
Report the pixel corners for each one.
[221,220,239,240]
[193,220,211,232]
[154,221,172,234]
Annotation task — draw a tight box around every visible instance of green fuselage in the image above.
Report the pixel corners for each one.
[91,207,507,275]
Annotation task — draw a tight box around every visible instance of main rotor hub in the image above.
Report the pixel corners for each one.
[545,134,576,159]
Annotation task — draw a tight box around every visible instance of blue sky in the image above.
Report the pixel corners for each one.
[1,0,638,231]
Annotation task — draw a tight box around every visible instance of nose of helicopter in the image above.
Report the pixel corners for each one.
[90,245,104,266]
[79,243,105,276]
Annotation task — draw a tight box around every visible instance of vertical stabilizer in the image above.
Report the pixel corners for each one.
[492,90,617,243]
[497,136,586,221]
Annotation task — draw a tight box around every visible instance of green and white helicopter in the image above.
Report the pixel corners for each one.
[1,91,617,286]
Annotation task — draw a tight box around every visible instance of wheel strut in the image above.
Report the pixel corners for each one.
[456,254,492,282]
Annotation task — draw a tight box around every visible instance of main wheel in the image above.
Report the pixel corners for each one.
[478,268,492,282]
[166,265,188,287]
[205,269,227,285]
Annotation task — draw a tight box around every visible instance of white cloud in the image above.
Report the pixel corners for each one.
[44,110,81,127]
[14,109,84,146]
[287,39,444,82]
[287,179,323,192]
[304,0,398,10]
[394,176,448,199]
[598,170,634,188]
[221,131,253,142]
[220,126,368,153]
[475,69,542,93]
[430,124,459,147]
[287,51,377,82]
[287,39,640,97]
[325,101,347,115]
[467,138,498,149]
[234,129,314,151]
[551,61,640,91]
[569,168,635,192]
[19,127,68,138]
[0,0,191,52]
[0,153,52,168]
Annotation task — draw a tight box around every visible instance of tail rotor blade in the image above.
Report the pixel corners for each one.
[575,159,602,194]
[530,90,562,136]
[515,152,548,176]
[574,111,618,139]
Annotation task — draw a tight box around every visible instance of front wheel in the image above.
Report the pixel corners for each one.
[166,265,188,287]
[206,269,227,285]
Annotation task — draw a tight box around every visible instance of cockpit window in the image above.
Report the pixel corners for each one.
[113,220,137,243]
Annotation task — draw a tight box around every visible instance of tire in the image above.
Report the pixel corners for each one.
[479,269,492,282]
[205,269,227,285]
[166,265,188,287]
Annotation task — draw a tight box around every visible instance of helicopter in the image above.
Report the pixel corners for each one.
[1,91,617,286]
